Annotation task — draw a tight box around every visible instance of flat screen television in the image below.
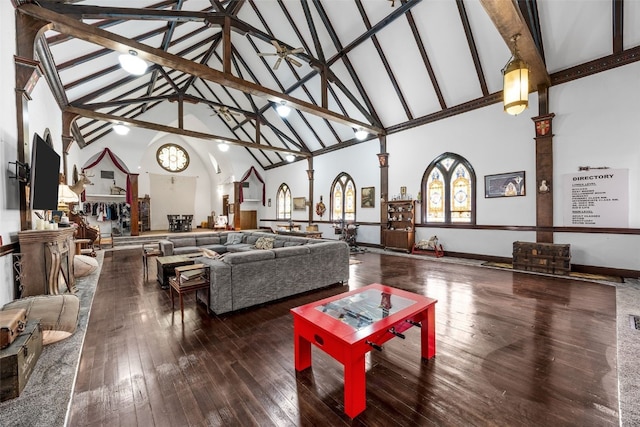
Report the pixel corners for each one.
[29,133,61,210]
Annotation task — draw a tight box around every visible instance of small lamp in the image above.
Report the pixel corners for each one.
[58,183,79,213]
[502,34,529,116]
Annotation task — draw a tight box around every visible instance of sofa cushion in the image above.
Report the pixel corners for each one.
[196,236,220,246]
[173,246,199,255]
[273,245,310,258]
[284,241,303,247]
[255,237,275,250]
[170,237,196,248]
[224,232,244,245]
[245,235,260,245]
[224,250,275,264]
[273,239,285,248]
[201,244,228,254]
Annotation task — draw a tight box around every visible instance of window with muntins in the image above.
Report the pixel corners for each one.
[331,173,356,222]
[276,183,291,219]
[156,143,189,172]
[421,153,475,224]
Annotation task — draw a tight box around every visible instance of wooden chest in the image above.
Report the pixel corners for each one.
[513,241,571,275]
[0,321,43,402]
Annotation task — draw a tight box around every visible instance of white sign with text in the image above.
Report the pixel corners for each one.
[563,169,628,227]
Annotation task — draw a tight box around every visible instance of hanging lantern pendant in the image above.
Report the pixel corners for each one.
[502,34,530,116]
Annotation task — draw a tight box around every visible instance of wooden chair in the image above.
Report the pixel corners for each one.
[98,231,113,249]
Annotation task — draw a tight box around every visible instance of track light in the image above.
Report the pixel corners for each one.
[118,50,148,76]
[354,128,368,140]
[276,101,291,117]
[113,124,130,135]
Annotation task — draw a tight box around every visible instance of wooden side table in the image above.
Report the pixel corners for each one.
[142,246,163,280]
[168,264,209,322]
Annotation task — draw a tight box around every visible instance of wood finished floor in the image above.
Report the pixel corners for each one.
[68,248,618,426]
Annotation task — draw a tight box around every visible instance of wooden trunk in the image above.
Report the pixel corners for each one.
[512,241,571,275]
[0,321,43,402]
[0,309,27,349]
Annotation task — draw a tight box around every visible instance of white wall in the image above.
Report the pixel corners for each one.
[0,1,19,305]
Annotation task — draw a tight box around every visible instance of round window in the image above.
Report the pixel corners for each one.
[156,143,189,172]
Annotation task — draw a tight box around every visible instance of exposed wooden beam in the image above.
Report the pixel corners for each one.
[18,4,384,136]
[479,0,550,89]
[613,0,623,54]
[65,106,311,157]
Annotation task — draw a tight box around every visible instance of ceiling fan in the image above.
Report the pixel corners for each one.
[210,106,242,122]
[257,40,304,70]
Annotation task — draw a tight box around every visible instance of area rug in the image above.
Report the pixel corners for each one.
[0,251,103,427]
[482,261,624,283]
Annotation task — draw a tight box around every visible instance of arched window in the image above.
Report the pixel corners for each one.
[276,183,291,219]
[331,173,356,222]
[421,153,475,224]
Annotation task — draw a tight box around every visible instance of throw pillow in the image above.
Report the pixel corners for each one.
[255,237,275,250]
[74,255,99,277]
[200,248,220,259]
[224,232,244,245]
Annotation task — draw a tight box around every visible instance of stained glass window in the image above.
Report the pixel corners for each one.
[276,183,291,219]
[331,173,356,222]
[422,153,475,224]
[156,143,189,172]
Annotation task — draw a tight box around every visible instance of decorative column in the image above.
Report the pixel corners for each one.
[378,135,389,246]
[306,159,314,226]
[233,181,242,230]
[532,112,555,243]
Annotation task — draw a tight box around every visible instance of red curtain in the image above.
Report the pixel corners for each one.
[81,148,132,204]
[238,166,265,206]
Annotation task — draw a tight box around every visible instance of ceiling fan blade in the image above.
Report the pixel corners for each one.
[274,57,282,70]
[289,47,304,54]
[287,57,302,67]
[271,40,281,50]
[257,52,277,57]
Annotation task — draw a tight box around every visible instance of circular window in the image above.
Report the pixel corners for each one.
[156,143,189,172]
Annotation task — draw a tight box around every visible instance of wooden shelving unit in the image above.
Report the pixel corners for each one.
[383,200,416,253]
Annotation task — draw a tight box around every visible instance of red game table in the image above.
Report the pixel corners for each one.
[290,283,437,418]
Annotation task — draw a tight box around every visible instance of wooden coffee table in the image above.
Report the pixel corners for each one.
[156,253,200,288]
[290,283,437,418]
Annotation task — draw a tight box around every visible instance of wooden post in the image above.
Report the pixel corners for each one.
[533,87,555,243]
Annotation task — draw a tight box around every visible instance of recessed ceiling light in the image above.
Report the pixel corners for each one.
[113,124,130,135]
[118,50,148,75]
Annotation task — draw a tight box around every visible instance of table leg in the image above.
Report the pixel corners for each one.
[294,331,312,371]
[170,286,175,309]
[179,293,185,322]
[421,305,436,360]
[344,354,366,418]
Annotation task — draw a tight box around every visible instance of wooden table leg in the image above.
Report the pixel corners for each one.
[179,293,185,322]
[344,353,366,418]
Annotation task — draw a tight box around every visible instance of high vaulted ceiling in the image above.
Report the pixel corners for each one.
[15,0,640,169]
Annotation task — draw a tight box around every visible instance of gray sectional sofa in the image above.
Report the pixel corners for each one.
[158,231,350,315]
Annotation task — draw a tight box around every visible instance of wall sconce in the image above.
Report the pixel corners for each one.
[502,34,529,115]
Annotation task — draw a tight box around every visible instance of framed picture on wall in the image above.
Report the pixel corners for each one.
[361,187,375,208]
[293,197,306,210]
[484,171,526,198]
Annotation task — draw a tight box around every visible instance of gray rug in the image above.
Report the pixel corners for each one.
[0,251,103,427]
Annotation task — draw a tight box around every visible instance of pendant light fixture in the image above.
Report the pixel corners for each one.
[502,34,529,116]
[276,101,291,117]
[118,50,148,76]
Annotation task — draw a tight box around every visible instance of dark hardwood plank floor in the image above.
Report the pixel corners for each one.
[68,249,618,426]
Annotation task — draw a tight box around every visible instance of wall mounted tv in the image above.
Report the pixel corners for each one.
[29,133,61,210]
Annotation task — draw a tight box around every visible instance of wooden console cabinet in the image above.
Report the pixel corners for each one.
[383,200,416,253]
[17,228,76,297]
